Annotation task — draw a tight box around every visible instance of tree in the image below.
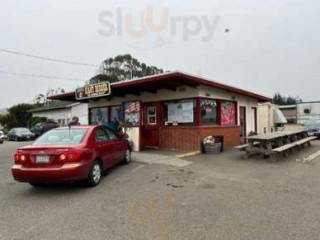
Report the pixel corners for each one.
[34,94,46,106]
[286,96,302,105]
[34,88,65,106]
[272,93,286,105]
[92,54,164,83]
[0,104,35,130]
[272,93,302,105]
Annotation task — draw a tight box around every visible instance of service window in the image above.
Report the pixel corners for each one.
[200,99,218,125]
[147,107,157,125]
[124,101,140,127]
[110,106,123,122]
[165,99,196,125]
[221,101,236,125]
[90,107,109,126]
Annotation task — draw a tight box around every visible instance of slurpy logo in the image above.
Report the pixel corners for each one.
[98,7,220,50]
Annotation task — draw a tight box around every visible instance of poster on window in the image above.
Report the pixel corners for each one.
[168,104,179,123]
[200,99,217,124]
[167,101,194,123]
[221,101,236,125]
[124,101,140,113]
[124,101,140,126]
[110,106,123,122]
[90,107,109,126]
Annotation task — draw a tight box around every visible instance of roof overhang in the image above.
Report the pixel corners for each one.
[48,71,271,103]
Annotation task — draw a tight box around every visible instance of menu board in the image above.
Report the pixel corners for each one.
[167,101,194,123]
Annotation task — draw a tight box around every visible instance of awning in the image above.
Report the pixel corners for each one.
[48,71,272,103]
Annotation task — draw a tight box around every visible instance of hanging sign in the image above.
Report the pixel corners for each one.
[76,82,111,100]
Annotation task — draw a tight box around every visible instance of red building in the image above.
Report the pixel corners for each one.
[49,71,271,152]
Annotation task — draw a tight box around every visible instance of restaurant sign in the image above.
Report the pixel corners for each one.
[76,82,111,100]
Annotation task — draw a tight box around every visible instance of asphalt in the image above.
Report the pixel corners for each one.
[1,140,320,240]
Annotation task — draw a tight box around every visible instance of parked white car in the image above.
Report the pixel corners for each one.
[0,130,4,144]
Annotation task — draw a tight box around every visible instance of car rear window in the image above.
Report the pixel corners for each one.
[33,128,88,145]
[16,129,31,134]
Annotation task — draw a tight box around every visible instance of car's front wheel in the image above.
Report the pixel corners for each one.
[29,183,45,187]
[87,160,102,187]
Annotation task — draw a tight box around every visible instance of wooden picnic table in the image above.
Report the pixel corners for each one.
[244,128,311,160]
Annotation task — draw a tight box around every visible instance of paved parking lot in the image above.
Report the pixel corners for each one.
[1,141,320,240]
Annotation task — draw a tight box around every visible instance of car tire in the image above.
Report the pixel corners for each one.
[123,149,131,165]
[87,160,102,187]
[29,183,44,187]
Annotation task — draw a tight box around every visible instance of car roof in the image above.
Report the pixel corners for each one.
[56,125,97,130]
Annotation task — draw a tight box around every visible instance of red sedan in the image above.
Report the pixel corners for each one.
[12,125,131,187]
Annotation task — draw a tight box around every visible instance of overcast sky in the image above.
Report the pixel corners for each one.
[1,0,319,109]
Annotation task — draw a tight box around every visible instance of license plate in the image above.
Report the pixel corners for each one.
[36,155,50,163]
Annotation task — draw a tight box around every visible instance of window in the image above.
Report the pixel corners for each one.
[124,101,140,127]
[95,128,109,142]
[90,107,109,126]
[34,129,88,145]
[147,107,157,124]
[110,106,123,122]
[165,99,196,125]
[104,128,119,140]
[200,99,217,125]
[221,101,236,125]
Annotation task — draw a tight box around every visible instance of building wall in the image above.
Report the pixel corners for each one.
[159,127,200,151]
[89,85,260,136]
[71,103,88,125]
[159,126,240,151]
[88,84,261,151]
[258,103,279,134]
[126,127,140,151]
[198,86,259,136]
[32,103,88,126]
[32,108,72,126]
[89,86,199,108]
[280,108,297,123]
[297,102,320,124]
[199,126,240,148]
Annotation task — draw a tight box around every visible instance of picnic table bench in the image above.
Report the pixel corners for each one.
[235,128,317,161]
[234,142,260,151]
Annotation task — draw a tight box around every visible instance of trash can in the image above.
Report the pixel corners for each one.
[202,136,224,154]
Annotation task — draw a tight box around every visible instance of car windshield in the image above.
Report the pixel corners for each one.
[33,128,88,145]
[16,128,31,134]
[305,118,320,126]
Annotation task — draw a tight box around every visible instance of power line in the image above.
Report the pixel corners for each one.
[0,48,99,67]
[0,70,84,82]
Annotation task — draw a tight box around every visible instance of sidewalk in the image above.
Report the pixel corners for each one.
[132,149,194,167]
